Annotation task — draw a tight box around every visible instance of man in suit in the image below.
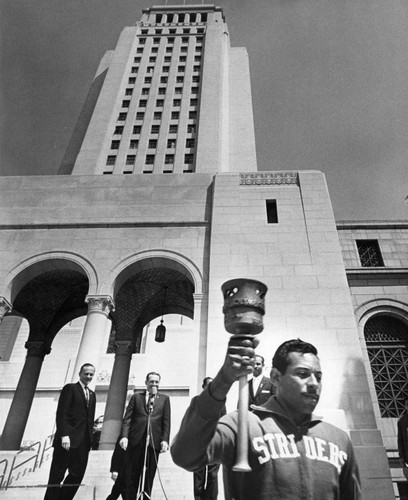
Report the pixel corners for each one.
[398,397,408,481]
[44,363,96,500]
[248,355,274,409]
[120,372,171,500]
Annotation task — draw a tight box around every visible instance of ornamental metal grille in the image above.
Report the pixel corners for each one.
[364,315,408,417]
[356,240,384,267]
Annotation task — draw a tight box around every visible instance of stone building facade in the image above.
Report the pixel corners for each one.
[0,4,406,499]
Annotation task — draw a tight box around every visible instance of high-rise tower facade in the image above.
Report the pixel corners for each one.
[60,5,257,176]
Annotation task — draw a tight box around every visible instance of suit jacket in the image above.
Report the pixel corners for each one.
[121,391,170,450]
[398,413,408,463]
[53,382,96,449]
[248,376,274,408]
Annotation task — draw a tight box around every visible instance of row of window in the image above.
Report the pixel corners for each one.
[151,13,207,24]
[130,64,201,75]
[138,35,203,45]
[107,153,194,166]
[135,45,202,57]
[133,55,202,64]
[110,137,195,152]
[114,123,196,134]
[129,74,199,86]
[120,98,198,110]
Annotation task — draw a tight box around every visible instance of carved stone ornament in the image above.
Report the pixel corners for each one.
[85,296,115,316]
[25,341,51,357]
[0,297,12,321]
[239,172,298,186]
[114,340,134,355]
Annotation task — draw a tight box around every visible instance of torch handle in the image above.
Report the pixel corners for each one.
[232,373,251,472]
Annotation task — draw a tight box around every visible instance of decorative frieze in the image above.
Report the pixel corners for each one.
[239,172,298,186]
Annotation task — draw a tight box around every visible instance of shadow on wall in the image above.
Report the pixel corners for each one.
[339,355,376,430]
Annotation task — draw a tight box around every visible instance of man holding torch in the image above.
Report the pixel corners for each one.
[171,338,362,499]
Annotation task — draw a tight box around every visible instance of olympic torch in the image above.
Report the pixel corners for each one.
[221,278,267,472]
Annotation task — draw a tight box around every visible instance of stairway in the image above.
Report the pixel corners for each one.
[1,448,194,499]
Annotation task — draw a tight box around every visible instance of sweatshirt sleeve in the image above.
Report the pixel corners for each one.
[339,437,363,500]
[171,386,235,472]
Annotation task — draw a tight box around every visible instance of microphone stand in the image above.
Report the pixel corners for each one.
[137,395,154,500]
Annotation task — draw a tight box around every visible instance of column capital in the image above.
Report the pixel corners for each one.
[0,297,12,321]
[114,340,134,355]
[25,341,51,357]
[85,295,115,317]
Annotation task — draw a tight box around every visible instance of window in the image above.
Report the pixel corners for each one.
[186,138,195,148]
[148,139,157,149]
[122,100,130,108]
[176,76,184,83]
[164,56,172,63]
[166,47,173,53]
[139,38,146,44]
[183,28,190,34]
[128,77,136,84]
[189,110,197,119]
[136,112,144,120]
[175,87,183,94]
[364,315,408,417]
[131,67,138,74]
[156,99,164,107]
[195,46,202,52]
[357,240,384,267]
[173,99,181,107]
[146,67,154,74]
[201,14,207,23]
[144,77,152,84]
[149,57,156,63]
[194,56,201,62]
[160,76,168,83]
[182,37,189,43]
[139,99,147,108]
[190,14,196,22]
[162,66,170,73]
[178,66,185,73]
[169,124,178,133]
[151,47,158,53]
[155,29,162,34]
[167,138,176,148]
[111,140,120,149]
[114,126,124,135]
[129,139,139,149]
[125,88,133,96]
[179,56,187,62]
[106,155,116,165]
[171,111,180,120]
[266,200,278,224]
[126,155,136,165]
[141,88,149,95]
[165,154,174,164]
[103,171,113,175]
[192,76,200,83]
[118,112,127,121]
[196,33,204,38]
[151,125,160,134]
[193,65,201,72]
[190,98,198,106]
[153,112,162,120]
[179,13,185,23]
[153,38,160,44]
[191,87,199,94]
[133,125,142,134]
[134,56,141,63]
[136,47,144,53]
[123,170,132,174]
[145,155,155,164]
[187,124,196,133]
[180,46,188,53]
[158,87,166,95]
[184,153,194,164]
[169,29,176,34]
[141,29,148,35]
[167,37,174,44]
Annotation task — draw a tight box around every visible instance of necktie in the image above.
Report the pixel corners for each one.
[85,387,89,407]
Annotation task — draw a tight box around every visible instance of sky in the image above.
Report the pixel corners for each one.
[1,0,407,221]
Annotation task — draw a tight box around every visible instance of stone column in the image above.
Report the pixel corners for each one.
[99,340,133,450]
[0,297,12,322]
[0,341,50,450]
[71,295,114,383]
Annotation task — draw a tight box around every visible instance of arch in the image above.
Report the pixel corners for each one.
[2,251,99,303]
[355,298,408,420]
[101,249,203,297]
